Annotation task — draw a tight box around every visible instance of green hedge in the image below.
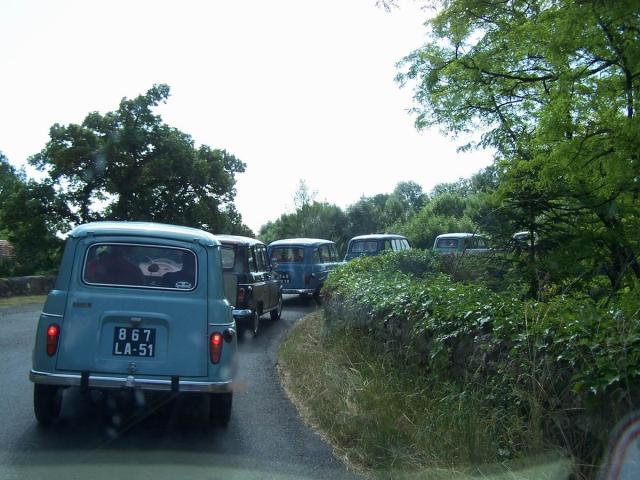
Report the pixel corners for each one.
[323,250,640,475]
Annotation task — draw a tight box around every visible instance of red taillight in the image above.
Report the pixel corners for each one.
[210,332,223,364]
[46,323,60,357]
[237,288,245,305]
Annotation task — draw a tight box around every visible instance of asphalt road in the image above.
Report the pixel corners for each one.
[0,296,359,480]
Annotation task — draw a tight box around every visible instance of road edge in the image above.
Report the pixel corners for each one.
[276,311,368,480]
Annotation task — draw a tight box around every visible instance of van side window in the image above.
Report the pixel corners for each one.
[259,246,269,270]
[330,245,339,261]
[220,246,235,270]
[384,240,392,251]
[248,247,257,272]
[313,248,321,264]
[255,246,263,271]
[319,245,332,263]
[255,245,268,271]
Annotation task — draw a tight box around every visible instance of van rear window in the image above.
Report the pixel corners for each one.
[271,247,304,263]
[436,238,459,249]
[220,246,236,270]
[350,240,378,253]
[83,243,197,290]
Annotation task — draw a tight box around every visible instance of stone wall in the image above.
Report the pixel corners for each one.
[0,276,56,298]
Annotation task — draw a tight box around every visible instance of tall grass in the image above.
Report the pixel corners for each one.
[278,312,570,479]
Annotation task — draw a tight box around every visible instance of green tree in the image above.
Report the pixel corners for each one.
[391,181,425,217]
[259,201,348,251]
[259,181,348,251]
[398,0,640,292]
[0,153,69,275]
[343,182,425,239]
[344,194,390,238]
[30,84,250,233]
[398,188,480,250]
[0,152,20,238]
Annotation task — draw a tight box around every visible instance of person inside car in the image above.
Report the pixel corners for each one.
[161,251,196,289]
[86,246,145,286]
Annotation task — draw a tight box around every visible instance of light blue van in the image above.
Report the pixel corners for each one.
[267,238,340,299]
[29,222,237,426]
[344,234,411,261]
[432,232,490,254]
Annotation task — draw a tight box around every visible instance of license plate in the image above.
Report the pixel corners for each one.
[113,327,156,357]
[280,274,290,284]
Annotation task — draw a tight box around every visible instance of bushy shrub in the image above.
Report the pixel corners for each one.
[323,251,640,477]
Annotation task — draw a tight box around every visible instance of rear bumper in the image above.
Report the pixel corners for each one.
[231,308,253,318]
[282,288,316,295]
[29,369,232,393]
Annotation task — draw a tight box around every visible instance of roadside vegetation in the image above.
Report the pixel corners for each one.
[0,295,46,308]
[279,251,639,478]
[277,4,640,475]
[279,312,571,479]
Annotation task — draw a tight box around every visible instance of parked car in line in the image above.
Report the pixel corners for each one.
[344,234,411,261]
[217,235,282,338]
[267,238,341,300]
[30,222,237,427]
[432,232,490,254]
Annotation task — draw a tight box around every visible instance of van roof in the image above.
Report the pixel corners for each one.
[435,232,483,239]
[69,222,220,246]
[268,238,335,247]
[349,234,407,241]
[216,234,264,246]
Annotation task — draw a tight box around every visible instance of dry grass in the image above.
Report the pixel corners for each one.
[278,311,571,480]
[0,295,46,308]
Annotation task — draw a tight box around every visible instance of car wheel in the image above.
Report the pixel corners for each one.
[250,310,260,337]
[209,392,232,427]
[313,288,322,305]
[34,384,62,426]
[270,294,283,321]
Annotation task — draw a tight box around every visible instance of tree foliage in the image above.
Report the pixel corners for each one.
[30,84,250,234]
[260,181,426,252]
[324,251,640,476]
[0,152,68,275]
[259,201,349,250]
[398,0,640,291]
[397,175,484,249]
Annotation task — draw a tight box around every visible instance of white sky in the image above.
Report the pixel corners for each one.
[0,0,492,233]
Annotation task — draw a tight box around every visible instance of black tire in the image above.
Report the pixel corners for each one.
[209,392,232,427]
[249,311,260,337]
[34,384,62,426]
[313,288,322,305]
[270,294,282,321]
